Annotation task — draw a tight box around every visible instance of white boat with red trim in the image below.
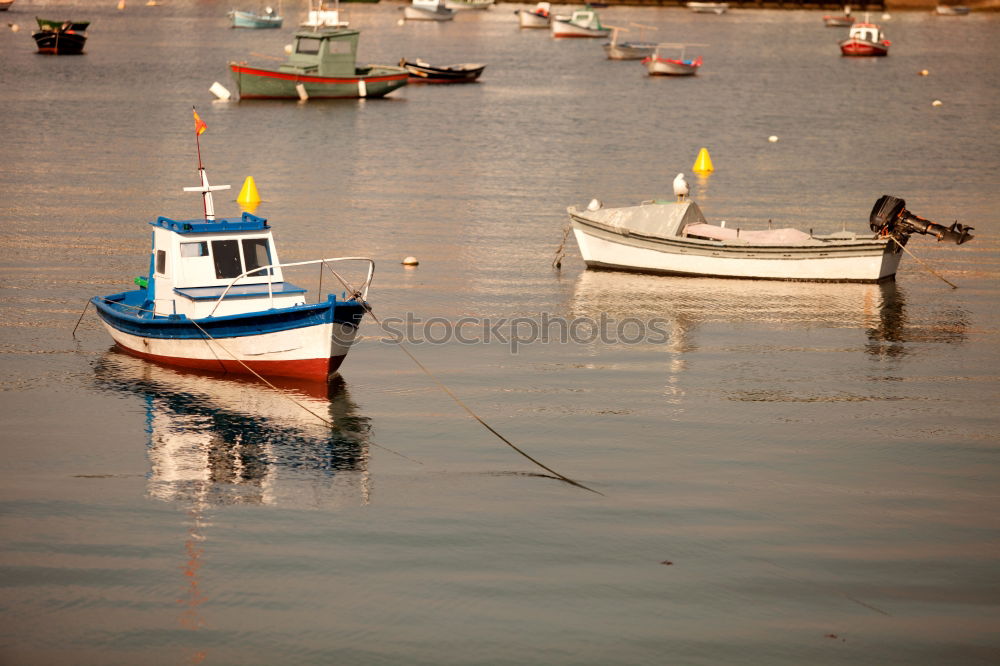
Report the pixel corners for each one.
[839,20,890,56]
[567,194,972,283]
[643,43,705,76]
[516,2,551,29]
[92,145,374,381]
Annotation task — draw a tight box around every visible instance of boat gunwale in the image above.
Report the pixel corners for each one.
[568,207,894,257]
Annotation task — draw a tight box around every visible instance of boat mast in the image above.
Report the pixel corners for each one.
[183,107,230,220]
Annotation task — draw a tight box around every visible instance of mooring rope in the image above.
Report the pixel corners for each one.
[319,264,601,495]
[184,316,423,465]
[891,237,958,289]
[551,223,572,269]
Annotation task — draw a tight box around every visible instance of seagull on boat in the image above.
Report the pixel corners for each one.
[673,173,689,201]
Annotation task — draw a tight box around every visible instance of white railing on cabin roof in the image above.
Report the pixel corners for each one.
[207,256,375,317]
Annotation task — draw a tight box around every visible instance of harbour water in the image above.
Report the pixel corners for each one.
[2,1,999,664]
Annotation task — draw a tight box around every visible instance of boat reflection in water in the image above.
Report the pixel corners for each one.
[93,350,372,508]
[567,269,967,360]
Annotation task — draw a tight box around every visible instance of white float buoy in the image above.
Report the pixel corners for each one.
[284,44,293,55]
[932,100,943,107]
[587,198,602,211]
[768,135,779,143]
[918,69,929,76]
[9,23,19,32]
[296,83,309,101]
[402,256,419,266]
[209,81,231,101]
[881,12,891,19]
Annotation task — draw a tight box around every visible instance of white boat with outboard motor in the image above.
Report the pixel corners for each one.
[567,192,973,282]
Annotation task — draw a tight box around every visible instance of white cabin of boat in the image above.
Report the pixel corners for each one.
[847,22,883,43]
[566,9,602,30]
[148,213,305,319]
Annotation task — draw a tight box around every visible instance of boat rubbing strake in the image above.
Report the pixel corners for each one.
[567,195,972,283]
[92,112,374,381]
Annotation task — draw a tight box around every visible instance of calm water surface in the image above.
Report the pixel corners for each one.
[2,1,999,664]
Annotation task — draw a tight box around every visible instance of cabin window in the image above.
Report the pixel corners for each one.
[296,37,321,55]
[242,238,272,276]
[155,250,166,275]
[211,240,243,279]
[180,241,208,258]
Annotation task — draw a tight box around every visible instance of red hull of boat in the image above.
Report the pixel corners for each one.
[840,40,889,56]
[114,342,347,381]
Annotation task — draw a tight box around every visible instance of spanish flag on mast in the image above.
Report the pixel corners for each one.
[193,108,207,136]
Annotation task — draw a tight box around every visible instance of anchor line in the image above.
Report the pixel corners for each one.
[552,223,572,269]
[183,317,424,465]
[891,236,959,289]
[71,299,92,338]
[319,264,602,495]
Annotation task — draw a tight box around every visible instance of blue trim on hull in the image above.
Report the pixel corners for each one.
[92,290,365,340]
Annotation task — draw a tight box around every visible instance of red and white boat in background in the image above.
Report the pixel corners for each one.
[839,20,890,56]
[516,2,551,29]
[642,43,705,76]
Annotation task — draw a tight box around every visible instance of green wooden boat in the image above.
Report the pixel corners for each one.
[229,27,407,100]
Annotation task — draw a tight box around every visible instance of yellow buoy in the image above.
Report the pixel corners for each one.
[692,147,714,174]
[237,176,262,205]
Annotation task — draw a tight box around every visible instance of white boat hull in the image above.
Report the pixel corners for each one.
[403,5,455,20]
[99,319,358,378]
[570,212,904,283]
[645,58,699,76]
[518,11,550,29]
[551,19,609,38]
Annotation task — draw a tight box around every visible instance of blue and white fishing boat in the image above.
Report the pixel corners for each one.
[91,117,374,381]
[229,5,284,29]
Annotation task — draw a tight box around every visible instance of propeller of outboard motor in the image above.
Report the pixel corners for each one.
[870,195,974,245]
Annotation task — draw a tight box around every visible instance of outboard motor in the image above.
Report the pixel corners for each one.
[870,195,974,245]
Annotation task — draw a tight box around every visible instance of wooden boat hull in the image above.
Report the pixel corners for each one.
[0,1,15,11]
[33,30,87,55]
[93,294,365,381]
[402,5,455,20]
[568,206,905,283]
[644,56,700,76]
[517,10,550,28]
[839,38,889,56]
[230,10,284,29]
[603,41,656,60]
[229,63,408,99]
[400,60,485,83]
